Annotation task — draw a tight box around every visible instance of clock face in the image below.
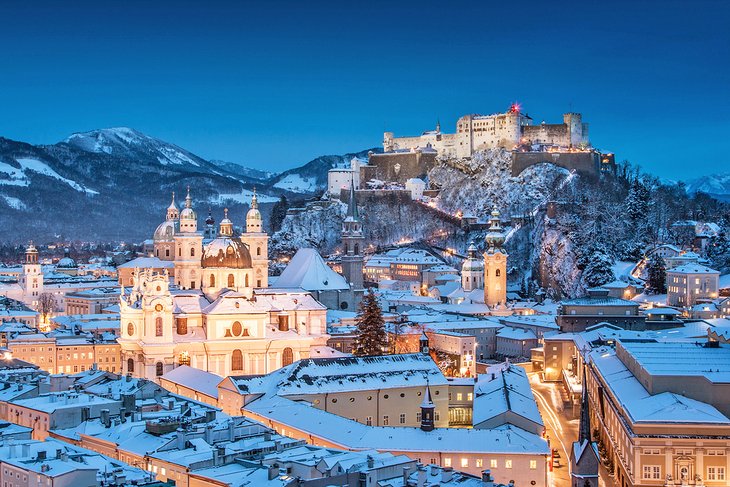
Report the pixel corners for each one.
[155,303,163,312]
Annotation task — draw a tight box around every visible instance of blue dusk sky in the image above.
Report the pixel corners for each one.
[1,0,728,179]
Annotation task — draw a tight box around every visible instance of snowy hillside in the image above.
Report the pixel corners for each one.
[268,149,379,195]
[0,129,377,242]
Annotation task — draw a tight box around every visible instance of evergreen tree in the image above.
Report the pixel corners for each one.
[270,195,289,233]
[582,250,615,288]
[353,289,388,356]
[625,178,650,222]
[645,253,667,294]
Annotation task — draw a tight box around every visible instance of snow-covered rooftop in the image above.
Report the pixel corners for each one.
[276,248,350,291]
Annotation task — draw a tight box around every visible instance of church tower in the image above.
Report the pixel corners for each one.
[462,242,484,292]
[174,187,203,290]
[203,208,216,241]
[154,193,179,261]
[484,208,507,307]
[341,181,364,290]
[19,242,43,307]
[419,384,435,432]
[240,189,269,288]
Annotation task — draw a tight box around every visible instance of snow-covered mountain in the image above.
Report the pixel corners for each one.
[686,173,730,201]
[269,149,379,194]
[0,129,368,242]
[209,159,276,182]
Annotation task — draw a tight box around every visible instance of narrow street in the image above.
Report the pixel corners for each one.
[528,372,615,487]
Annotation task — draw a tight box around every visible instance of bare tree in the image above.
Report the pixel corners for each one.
[37,292,57,325]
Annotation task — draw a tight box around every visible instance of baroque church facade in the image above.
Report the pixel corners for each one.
[118,189,329,381]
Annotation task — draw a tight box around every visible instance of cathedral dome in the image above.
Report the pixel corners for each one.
[57,256,77,269]
[153,220,177,242]
[202,236,252,269]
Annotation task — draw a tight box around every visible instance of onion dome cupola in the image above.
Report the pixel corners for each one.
[485,207,505,253]
[166,192,179,221]
[246,188,263,233]
[179,186,198,232]
[219,208,234,237]
[25,241,38,264]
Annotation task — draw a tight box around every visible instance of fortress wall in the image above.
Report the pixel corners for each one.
[511,151,601,177]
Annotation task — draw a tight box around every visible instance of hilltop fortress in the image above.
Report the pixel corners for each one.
[382,104,615,178]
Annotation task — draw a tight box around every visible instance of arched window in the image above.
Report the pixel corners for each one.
[166,249,170,257]
[245,274,249,287]
[155,362,163,376]
[179,351,190,366]
[354,244,359,255]
[155,317,163,336]
[282,347,294,366]
[256,247,261,256]
[156,249,159,257]
[127,322,135,336]
[232,350,243,371]
[176,318,187,335]
[210,274,215,288]
[127,358,134,373]
[228,274,235,288]
[191,247,195,257]
[496,269,501,277]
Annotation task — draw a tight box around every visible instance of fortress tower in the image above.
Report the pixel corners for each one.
[484,208,507,308]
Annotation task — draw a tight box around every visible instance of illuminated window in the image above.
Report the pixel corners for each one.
[232,350,243,371]
[505,460,512,468]
[490,459,498,468]
[530,460,537,469]
[444,458,451,467]
[179,351,190,366]
[461,458,469,468]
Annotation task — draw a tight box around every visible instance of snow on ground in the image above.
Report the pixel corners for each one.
[1,195,25,210]
[612,260,639,280]
[633,292,667,306]
[274,174,317,193]
[15,158,98,194]
[0,162,28,186]
[208,190,278,205]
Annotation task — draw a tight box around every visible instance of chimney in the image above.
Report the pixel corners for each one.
[167,399,175,410]
[416,464,427,487]
[176,428,186,450]
[367,455,374,469]
[125,374,131,382]
[55,449,62,459]
[228,419,235,441]
[441,466,453,482]
[268,465,279,480]
[402,466,410,484]
[81,407,90,423]
[119,408,126,423]
[205,409,216,423]
[21,443,30,458]
[482,469,495,487]
[204,423,214,444]
[101,408,111,428]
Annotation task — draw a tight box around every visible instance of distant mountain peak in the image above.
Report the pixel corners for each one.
[686,172,730,202]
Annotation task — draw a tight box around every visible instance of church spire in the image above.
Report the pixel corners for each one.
[345,178,359,222]
[166,192,179,221]
[184,185,192,208]
[420,383,435,432]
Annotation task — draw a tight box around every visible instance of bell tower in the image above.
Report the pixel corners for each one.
[174,187,203,290]
[240,189,269,288]
[462,242,484,292]
[341,180,364,290]
[20,242,43,307]
[484,208,507,307]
